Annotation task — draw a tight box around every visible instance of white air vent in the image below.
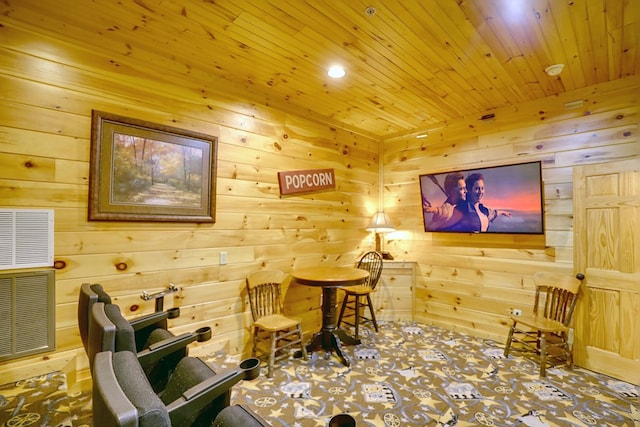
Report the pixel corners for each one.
[0,209,54,270]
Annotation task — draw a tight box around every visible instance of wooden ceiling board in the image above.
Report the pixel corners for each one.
[377,2,497,115]
[531,3,578,91]
[605,0,623,80]
[1,0,638,139]
[279,1,452,126]
[472,1,550,100]
[377,3,498,114]
[548,2,587,89]
[370,3,496,124]
[613,0,639,77]
[234,20,412,122]
[587,0,610,83]
[201,2,427,133]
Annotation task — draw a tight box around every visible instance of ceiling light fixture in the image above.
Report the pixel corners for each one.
[416,134,428,139]
[328,65,346,78]
[545,64,564,76]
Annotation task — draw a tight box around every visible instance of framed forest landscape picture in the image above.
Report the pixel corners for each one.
[89,110,218,222]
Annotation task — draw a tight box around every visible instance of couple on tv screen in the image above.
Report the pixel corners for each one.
[419,162,544,234]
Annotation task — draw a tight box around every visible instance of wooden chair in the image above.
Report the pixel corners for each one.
[246,270,307,378]
[337,251,384,339]
[503,272,584,377]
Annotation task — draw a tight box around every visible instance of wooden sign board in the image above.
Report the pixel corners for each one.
[277,169,335,195]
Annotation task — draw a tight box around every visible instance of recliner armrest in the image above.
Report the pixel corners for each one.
[166,368,245,426]
[136,332,198,368]
[130,311,171,351]
[129,311,170,330]
[181,369,244,401]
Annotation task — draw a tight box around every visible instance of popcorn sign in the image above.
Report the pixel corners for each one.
[277,169,335,195]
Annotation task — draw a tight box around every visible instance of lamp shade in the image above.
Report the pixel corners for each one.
[366,211,395,233]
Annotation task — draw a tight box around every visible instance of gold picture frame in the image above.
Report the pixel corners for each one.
[89,110,217,222]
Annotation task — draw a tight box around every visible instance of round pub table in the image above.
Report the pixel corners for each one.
[291,266,369,367]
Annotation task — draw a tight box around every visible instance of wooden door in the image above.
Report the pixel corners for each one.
[573,158,640,384]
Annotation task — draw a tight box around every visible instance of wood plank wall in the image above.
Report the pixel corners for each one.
[383,75,639,344]
[374,262,416,322]
[0,23,379,384]
[1,15,638,386]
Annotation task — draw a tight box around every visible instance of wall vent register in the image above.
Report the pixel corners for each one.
[0,270,55,361]
[0,208,54,270]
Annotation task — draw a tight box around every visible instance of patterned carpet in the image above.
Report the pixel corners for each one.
[0,321,637,427]
[203,321,639,427]
[0,370,92,427]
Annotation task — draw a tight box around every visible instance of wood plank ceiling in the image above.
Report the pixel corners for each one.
[3,0,638,138]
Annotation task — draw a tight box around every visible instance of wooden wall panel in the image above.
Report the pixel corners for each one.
[0,27,378,384]
[375,262,416,322]
[384,75,639,344]
[1,11,638,386]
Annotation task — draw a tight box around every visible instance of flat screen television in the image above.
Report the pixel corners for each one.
[419,161,544,234]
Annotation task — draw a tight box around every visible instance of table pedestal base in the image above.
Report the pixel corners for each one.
[305,329,361,366]
[291,267,369,368]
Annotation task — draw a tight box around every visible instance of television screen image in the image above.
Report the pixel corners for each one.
[419,161,544,234]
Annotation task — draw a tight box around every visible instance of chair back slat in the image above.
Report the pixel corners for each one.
[245,269,307,377]
[505,272,585,377]
[252,282,283,318]
[246,270,286,321]
[533,272,582,326]
[356,251,383,290]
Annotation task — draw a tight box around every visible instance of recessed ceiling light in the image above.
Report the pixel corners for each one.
[328,65,346,78]
[545,64,564,76]
[416,134,428,139]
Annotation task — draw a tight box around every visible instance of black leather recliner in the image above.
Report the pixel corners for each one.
[92,350,269,427]
[80,283,211,390]
[79,283,197,355]
[88,301,204,391]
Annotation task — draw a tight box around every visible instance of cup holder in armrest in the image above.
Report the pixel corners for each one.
[329,413,356,427]
[167,307,181,319]
[196,326,212,342]
[239,357,261,380]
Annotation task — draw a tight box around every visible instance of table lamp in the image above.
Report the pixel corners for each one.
[367,211,395,260]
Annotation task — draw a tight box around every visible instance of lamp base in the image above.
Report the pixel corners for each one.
[375,233,394,260]
[381,251,394,260]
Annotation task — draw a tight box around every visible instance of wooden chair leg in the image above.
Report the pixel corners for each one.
[366,294,379,332]
[503,322,515,357]
[566,344,573,370]
[268,331,277,378]
[297,325,308,360]
[539,333,547,377]
[252,327,259,357]
[354,296,361,339]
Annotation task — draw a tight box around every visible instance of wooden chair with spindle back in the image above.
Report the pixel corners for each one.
[245,270,307,378]
[503,271,584,376]
[337,251,384,339]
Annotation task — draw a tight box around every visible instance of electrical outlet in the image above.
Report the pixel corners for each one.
[219,251,228,265]
[512,308,522,316]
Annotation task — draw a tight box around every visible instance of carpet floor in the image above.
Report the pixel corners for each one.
[203,321,639,427]
[0,370,92,427]
[0,321,637,427]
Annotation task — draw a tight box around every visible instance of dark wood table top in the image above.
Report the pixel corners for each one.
[291,266,369,288]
